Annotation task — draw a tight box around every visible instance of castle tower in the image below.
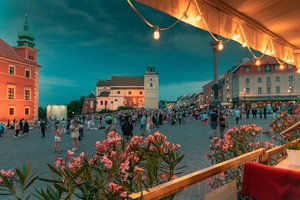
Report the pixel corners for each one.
[144,65,159,108]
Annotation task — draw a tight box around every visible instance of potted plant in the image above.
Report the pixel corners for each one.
[286,141,300,166]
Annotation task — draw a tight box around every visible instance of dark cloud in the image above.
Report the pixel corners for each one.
[1,0,251,106]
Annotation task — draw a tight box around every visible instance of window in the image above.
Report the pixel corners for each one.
[25,90,30,100]
[246,88,250,94]
[288,65,293,69]
[289,75,294,81]
[9,67,15,75]
[117,91,120,94]
[266,77,271,82]
[267,87,271,94]
[139,91,143,95]
[25,70,30,78]
[128,91,131,95]
[258,87,262,94]
[150,83,153,87]
[245,67,250,72]
[258,77,262,82]
[276,86,280,93]
[257,67,261,71]
[25,108,29,115]
[100,100,103,105]
[246,78,250,83]
[275,76,280,82]
[105,101,107,105]
[8,88,14,99]
[9,108,14,115]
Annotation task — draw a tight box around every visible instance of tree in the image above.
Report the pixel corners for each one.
[38,107,46,120]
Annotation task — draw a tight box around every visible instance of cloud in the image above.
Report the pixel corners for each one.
[39,76,77,87]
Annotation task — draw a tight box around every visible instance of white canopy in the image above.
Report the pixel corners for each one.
[134,0,300,69]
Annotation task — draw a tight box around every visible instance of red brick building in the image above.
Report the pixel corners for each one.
[0,15,41,123]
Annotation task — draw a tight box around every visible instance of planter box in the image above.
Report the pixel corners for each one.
[287,149,300,166]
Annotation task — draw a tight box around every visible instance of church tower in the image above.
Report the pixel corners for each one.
[14,13,38,62]
[144,65,159,108]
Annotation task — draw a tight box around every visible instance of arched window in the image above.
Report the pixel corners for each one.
[266,77,271,82]
[100,100,103,105]
[257,77,262,82]
[150,83,153,87]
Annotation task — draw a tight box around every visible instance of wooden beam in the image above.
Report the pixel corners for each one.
[128,148,264,200]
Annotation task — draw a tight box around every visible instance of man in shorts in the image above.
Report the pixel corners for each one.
[209,109,218,139]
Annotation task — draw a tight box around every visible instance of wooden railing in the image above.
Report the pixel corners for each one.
[128,142,293,200]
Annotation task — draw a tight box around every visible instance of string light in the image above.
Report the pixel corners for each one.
[196,14,202,21]
[255,59,260,65]
[153,26,160,40]
[218,40,223,50]
[128,0,299,71]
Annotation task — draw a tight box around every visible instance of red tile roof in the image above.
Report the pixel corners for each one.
[111,76,144,86]
[0,39,25,62]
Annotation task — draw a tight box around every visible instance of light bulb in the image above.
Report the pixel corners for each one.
[184,13,189,23]
[297,69,300,73]
[279,64,284,69]
[218,40,223,50]
[196,15,202,21]
[271,49,275,55]
[233,32,240,40]
[153,26,160,40]
[255,59,260,66]
[242,41,248,47]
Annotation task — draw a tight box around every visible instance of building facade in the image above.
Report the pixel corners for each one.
[82,65,158,113]
[232,55,300,109]
[0,15,41,122]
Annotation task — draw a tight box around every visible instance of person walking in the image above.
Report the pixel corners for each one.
[140,112,146,136]
[69,118,83,151]
[22,119,29,136]
[258,107,263,119]
[234,108,241,124]
[146,113,153,134]
[218,112,229,139]
[209,109,218,139]
[54,124,62,153]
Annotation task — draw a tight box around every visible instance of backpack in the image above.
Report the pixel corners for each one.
[121,121,132,135]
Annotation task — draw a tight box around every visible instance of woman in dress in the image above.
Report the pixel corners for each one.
[69,118,83,151]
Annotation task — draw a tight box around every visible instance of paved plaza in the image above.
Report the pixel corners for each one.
[0,114,274,199]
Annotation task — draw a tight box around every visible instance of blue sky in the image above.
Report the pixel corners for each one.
[0,0,251,107]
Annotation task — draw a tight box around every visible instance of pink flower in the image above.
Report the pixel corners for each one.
[54,158,64,168]
[119,160,129,173]
[120,191,127,198]
[101,155,113,169]
[67,150,74,157]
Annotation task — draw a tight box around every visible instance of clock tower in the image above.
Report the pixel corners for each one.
[144,65,159,108]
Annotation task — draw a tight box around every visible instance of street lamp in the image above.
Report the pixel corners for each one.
[243,88,246,100]
[289,86,292,100]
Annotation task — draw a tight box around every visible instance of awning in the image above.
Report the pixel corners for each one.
[244,96,299,102]
[133,0,300,69]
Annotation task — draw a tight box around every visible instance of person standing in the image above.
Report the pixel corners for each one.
[146,113,153,134]
[22,119,29,136]
[14,120,20,138]
[140,112,146,136]
[0,122,5,137]
[40,120,46,138]
[273,106,278,119]
[54,124,62,153]
[218,112,229,139]
[69,118,83,151]
[61,118,67,134]
[121,115,133,144]
[258,107,263,119]
[263,106,267,119]
[105,119,116,138]
[209,109,218,139]
[234,108,241,124]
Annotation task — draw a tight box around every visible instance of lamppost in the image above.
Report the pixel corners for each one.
[289,85,292,100]
[210,38,222,108]
[243,88,246,100]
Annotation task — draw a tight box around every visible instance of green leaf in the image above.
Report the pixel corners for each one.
[46,163,62,177]
[15,168,25,185]
[53,183,69,193]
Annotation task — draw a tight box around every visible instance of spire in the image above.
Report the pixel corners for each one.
[17,13,35,48]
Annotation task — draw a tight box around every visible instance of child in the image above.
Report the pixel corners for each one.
[54,124,62,153]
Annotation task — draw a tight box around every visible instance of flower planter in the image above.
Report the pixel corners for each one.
[287,149,300,166]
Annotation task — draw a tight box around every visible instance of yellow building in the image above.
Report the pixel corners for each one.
[83,65,158,112]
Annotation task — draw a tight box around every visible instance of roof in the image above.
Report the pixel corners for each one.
[111,76,144,86]
[86,92,96,98]
[242,55,280,66]
[99,91,110,97]
[0,39,25,62]
[136,0,300,67]
[96,80,111,87]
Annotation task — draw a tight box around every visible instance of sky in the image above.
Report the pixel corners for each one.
[0,0,252,107]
